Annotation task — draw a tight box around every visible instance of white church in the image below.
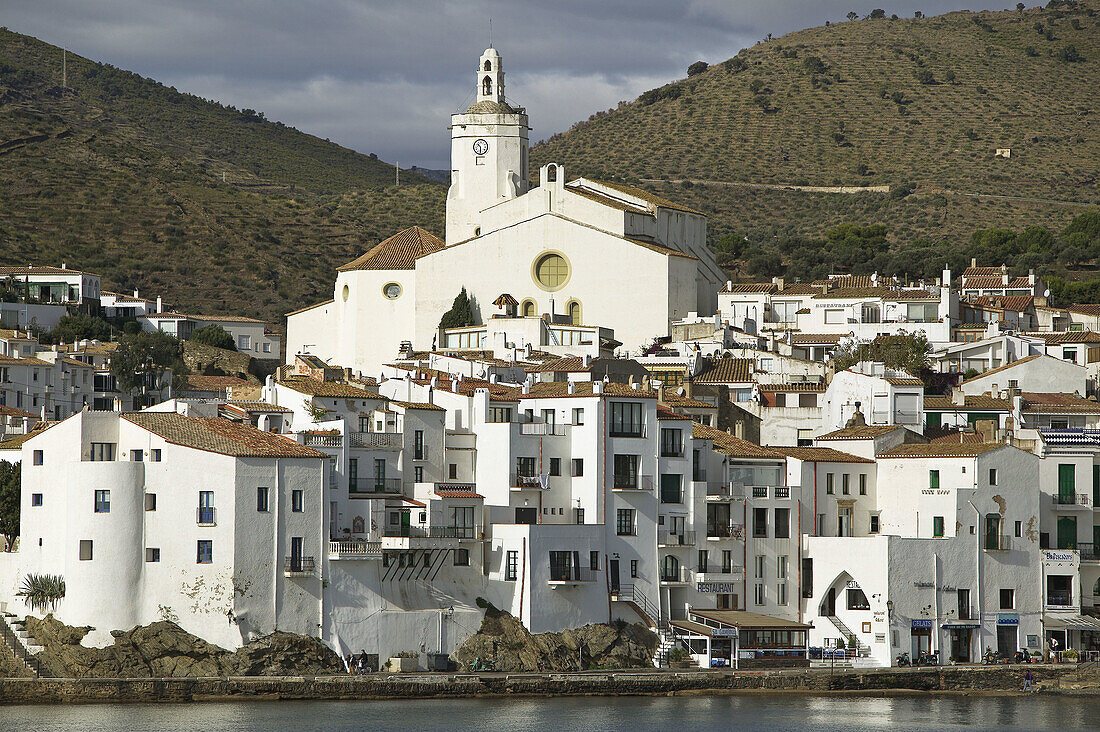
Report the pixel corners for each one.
[287,47,723,374]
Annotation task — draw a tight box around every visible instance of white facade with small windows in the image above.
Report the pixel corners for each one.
[286,46,722,375]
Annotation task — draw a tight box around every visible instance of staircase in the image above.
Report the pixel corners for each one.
[826,615,871,657]
[611,585,689,668]
[0,610,47,677]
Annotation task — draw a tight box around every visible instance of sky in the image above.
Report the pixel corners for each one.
[5,1,988,169]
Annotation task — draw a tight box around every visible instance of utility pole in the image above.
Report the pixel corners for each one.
[395,161,399,186]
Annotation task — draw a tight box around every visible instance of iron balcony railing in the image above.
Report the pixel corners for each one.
[196,507,216,526]
[520,423,568,436]
[349,432,403,449]
[549,565,595,583]
[658,530,696,546]
[350,477,403,495]
[1078,543,1100,561]
[983,534,1011,551]
[660,566,692,583]
[613,474,654,491]
[1055,493,1092,507]
[383,525,479,539]
[511,474,543,488]
[283,556,316,575]
[706,523,744,540]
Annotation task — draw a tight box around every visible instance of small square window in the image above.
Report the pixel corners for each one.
[130,449,143,462]
[572,458,584,477]
[449,464,458,479]
[33,450,43,466]
[145,548,160,563]
[549,458,561,477]
[31,493,43,507]
[454,548,470,566]
[94,490,111,513]
[989,468,998,486]
[257,487,270,512]
[197,540,213,564]
[144,493,157,511]
[291,489,303,512]
[590,551,599,571]
[79,540,93,561]
[1014,520,1022,538]
[869,515,880,533]
[150,449,162,462]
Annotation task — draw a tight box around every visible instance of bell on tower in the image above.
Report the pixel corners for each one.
[477,47,505,104]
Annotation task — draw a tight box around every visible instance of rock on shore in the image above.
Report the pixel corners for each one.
[452,606,657,672]
[25,615,344,678]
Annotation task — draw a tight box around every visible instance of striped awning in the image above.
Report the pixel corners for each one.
[1043,614,1100,630]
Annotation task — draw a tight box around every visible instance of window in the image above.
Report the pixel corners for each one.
[572,408,584,425]
[197,540,212,564]
[777,582,789,606]
[33,450,43,466]
[572,458,583,477]
[754,555,765,579]
[870,514,880,533]
[610,402,644,437]
[505,551,518,581]
[291,489,303,512]
[453,548,470,567]
[198,491,215,524]
[521,300,536,317]
[575,507,584,525]
[516,456,537,478]
[144,493,156,511]
[414,430,424,460]
[130,449,143,462]
[859,474,867,495]
[448,463,458,480]
[1000,589,1015,610]
[826,473,834,494]
[698,550,709,573]
[488,406,512,423]
[237,334,251,350]
[262,342,271,354]
[568,301,582,325]
[929,470,940,490]
[777,555,789,579]
[660,474,682,503]
[1014,520,1022,538]
[842,474,850,495]
[989,468,998,486]
[549,458,561,477]
[412,466,423,483]
[616,508,636,536]
[753,507,768,538]
[591,551,600,571]
[613,454,639,489]
[774,393,786,408]
[90,442,115,461]
[933,516,945,537]
[846,588,870,610]
[534,253,569,290]
[754,583,766,605]
[660,428,683,457]
[257,487,269,512]
[768,508,788,539]
[958,589,971,619]
[79,540,93,561]
[94,490,110,513]
[146,548,160,563]
[824,309,845,324]
[150,449,161,462]
[630,560,638,578]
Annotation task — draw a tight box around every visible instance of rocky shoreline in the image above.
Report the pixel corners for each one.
[1,665,1096,705]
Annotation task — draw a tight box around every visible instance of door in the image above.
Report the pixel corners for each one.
[290,536,303,572]
[400,510,411,538]
[670,515,686,544]
[997,625,1017,656]
[1058,464,1076,504]
[950,629,971,663]
[911,628,931,657]
[515,507,537,525]
[609,559,620,593]
[824,587,836,616]
[1057,516,1078,550]
[837,507,852,537]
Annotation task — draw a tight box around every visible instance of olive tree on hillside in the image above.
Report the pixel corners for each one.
[189,324,237,351]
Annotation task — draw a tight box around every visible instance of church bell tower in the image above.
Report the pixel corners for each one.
[445,46,529,245]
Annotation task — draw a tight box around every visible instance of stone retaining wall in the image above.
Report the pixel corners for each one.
[0,665,1088,705]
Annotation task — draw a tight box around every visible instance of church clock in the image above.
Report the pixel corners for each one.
[472,138,489,155]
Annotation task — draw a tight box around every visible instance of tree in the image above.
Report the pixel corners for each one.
[439,288,475,329]
[0,461,19,551]
[869,9,886,19]
[916,70,936,85]
[1017,3,1025,10]
[831,332,932,375]
[189,324,237,351]
[942,70,956,83]
[110,331,183,395]
[1056,45,1084,63]
[45,313,113,344]
[17,573,65,614]
[914,11,923,18]
[847,11,858,21]
[687,61,709,77]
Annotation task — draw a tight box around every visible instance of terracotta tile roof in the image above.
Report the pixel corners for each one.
[519,382,657,400]
[1023,331,1100,344]
[0,404,38,419]
[695,358,754,384]
[930,431,985,445]
[720,282,778,294]
[790,333,847,345]
[0,265,94,276]
[0,329,35,340]
[59,357,94,369]
[812,287,893,300]
[882,290,939,301]
[879,442,1005,458]
[692,422,782,459]
[1068,305,1100,318]
[924,395,1011,411]
[884,377,924,386]
[661,394,717,408]
[524,357,587,373]
[0,421,56,449]
[758,382,827,393]
[963,266,1007,277]
[123,413,326,458]
[816,425,904,440]
[776,283,822,296]
[389,400,446,411]
[959,354,1044,384]
[566,186,650,213]
[278,377,374,398]
[965,295,1036,312]
[286,299,334,317]
[775,446,873,464]
[814,275,877,289]
[962,275,1032,290]
[0,355,51,366]
[433,490,484,499]
[145,312,266,323]
[577,179,703,215]
[224,401,292,413]
[337,226,444,271]
[1020,393,1100,414]
[657,405,691,420]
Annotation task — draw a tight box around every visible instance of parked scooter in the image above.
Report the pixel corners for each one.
[470,657,496,672]
[914,650,940,666]
[1014,650,1031,664]
[895,652,911,667]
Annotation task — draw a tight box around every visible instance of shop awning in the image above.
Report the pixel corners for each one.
[1043,614,1100,630]
[942,621,981,629]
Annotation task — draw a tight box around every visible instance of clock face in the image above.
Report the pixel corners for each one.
[472,138,489,155]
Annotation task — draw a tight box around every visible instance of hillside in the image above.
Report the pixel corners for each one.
[531,2,1100,282]
[0,28,446,322]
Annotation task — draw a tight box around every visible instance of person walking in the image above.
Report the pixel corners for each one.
[1022,668,1034,693]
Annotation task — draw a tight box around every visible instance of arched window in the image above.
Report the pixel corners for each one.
[661,555,679,582]
[482,76,492,96]
[567,300,581,325]
[484,60,492,71]
[546,165,557,182]
[521,299,536,317]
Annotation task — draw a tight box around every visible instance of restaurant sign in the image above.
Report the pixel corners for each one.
[697,582,739,594]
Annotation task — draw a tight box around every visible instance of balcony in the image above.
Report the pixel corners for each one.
[696,568,745,582]
[983,534,1011,551]
[660,566,692,584]
[658,530,696,546]
[548,566,595,586]
[283,556,316,576]
[196,507,216,526]
[706,523,744,540]
[751,486,768,498]
[707,482,744,501]
[511,474,544,490]
[613,474,654,492]
[1055,493,1092,509]
[349,432,402,449]
[303,433,342,448]
[328,540,382,560]
[349,478,403,496]
[520,423,568,436]
[1046,593,1074,608]
[1078,543,1100,562]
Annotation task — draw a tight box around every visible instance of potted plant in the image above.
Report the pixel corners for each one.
[388,650,419,673]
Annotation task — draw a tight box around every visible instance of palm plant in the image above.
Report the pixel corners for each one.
[16,573,66,614]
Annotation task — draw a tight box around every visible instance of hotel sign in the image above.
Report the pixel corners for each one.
[697,582,739,594]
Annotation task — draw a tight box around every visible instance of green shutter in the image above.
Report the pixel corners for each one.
[1093,465,1099,507]
[929,470,940,490]
[933,516,944,537]
[1059,464,1076,503]
[926,412,941,429]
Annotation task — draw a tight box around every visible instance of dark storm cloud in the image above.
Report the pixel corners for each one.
[5,1,977,168]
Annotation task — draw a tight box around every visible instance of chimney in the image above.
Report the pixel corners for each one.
[726,280,733,291]
[971,258,977,268]
[1029,269,1035,286]
[773,276,784,290]
[942,268,951,288]
[567,380,576,395]
[951,387,965,407]
[656,379,665,402]
[156,296,163,313]
[344,367,353,381]
[684,374,694,399]
[593,380,604,395]
[133,289,140,298]
[976,419,996,444]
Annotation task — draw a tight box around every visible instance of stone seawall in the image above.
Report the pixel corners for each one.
[0,666,1091,705]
